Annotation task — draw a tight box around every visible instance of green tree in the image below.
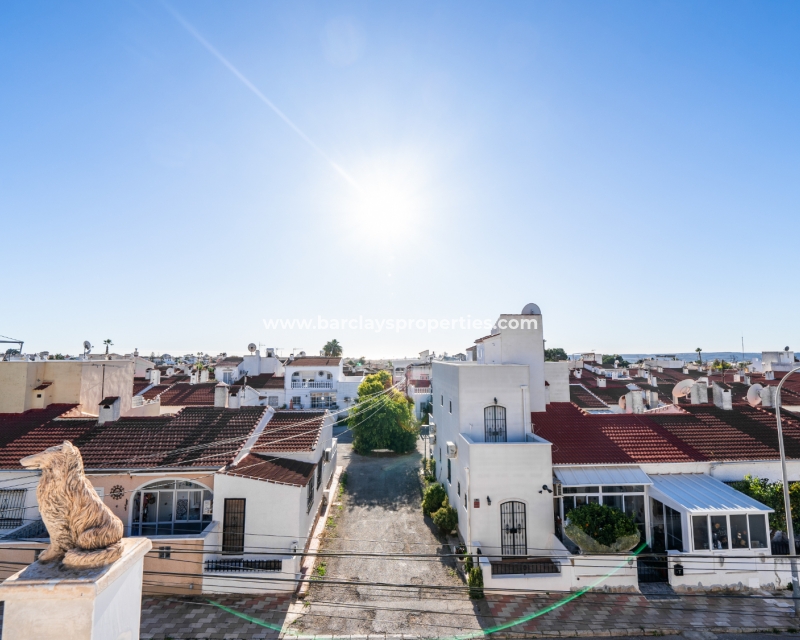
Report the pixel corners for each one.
[431,497,458,533]
[695,347,703,365]
[103,339,113,356]
[323,339,343,357]
[729,475,800,533]
[545,347,568,362]
[565,503,637,546]
[349,371,418,454]
[602,354,630,367]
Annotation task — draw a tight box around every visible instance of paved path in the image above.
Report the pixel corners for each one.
[286,440,488,637]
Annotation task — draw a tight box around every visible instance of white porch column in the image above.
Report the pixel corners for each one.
[0,537,152,640]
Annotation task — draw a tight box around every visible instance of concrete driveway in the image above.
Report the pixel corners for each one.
[287,439,488,637]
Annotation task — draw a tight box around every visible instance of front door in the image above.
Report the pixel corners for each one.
[500,501,527,556]
[222,498,245,554]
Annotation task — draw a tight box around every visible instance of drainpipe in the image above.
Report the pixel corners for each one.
[466,466,472,555]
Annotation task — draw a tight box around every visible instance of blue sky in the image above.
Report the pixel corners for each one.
[1,1,798,359]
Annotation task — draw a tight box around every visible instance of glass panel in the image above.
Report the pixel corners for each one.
[730,514,749,549]
[562,486,599,494]
[142,493,158,523]
[175,491,189,521]
[203,490,213,520]
[625,494,646,540]
[132,492,141,523]
[563,496,575,514]
[176,480,199,490]
[602,485,645,493]
[710,515,729,549]
[692,515,710,550]
[651,499,666,553]
[157,492,174,522]
[665,506,684,551]
[188,492,202,521]
[147,480,175,490]
[603,494,624,510]
[749,514,768,549]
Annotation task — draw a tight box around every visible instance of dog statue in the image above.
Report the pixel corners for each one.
[20,441,124,568]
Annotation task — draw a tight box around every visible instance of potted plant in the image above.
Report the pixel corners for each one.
[564,503,640,553]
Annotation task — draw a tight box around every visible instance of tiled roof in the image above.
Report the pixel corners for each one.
[159,383,217,407]
[0,405,84,451]
[244,374,283,389]
[216,357,244,367]
[221,453,315,487]
[142,384,170,400]
[250,411,326,453]
[132,381,151,395]
[474,334,497,344]
[286,356,342,367]
[534,402,800,466]
[533,403,703,465]
[568,384,608,410]
[0,406,268,470]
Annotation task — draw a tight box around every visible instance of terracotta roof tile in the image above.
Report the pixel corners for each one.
[221,453,315,486]
[251,411,326,453]
[159,383,217,407]
[287,356,342,367]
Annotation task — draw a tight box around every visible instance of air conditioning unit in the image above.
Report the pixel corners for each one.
[324,447,332,462]
[446,441,457,458]
[429,423,436,435]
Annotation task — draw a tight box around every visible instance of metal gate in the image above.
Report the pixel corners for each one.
[500,501,527,556]
[222,498,246,555]
[637,553,668,583]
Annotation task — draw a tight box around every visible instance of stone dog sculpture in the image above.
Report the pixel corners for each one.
[20,441,124,568]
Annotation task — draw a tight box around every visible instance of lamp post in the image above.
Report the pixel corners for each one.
[775,366,800,617]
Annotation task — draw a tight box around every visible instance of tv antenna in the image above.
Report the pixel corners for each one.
[0,334,24,354]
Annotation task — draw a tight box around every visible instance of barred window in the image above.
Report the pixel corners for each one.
[317,459,323,490]
[307,481,315,514]
[0,490,25,529]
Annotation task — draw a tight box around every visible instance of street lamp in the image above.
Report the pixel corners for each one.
[774,365,800,617]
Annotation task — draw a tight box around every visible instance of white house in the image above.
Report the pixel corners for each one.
[284,356,361,413]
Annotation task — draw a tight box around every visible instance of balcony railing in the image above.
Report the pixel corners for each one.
[205,558,283,573]
[411,387,432,395]
[291,381,333,389]
[490,558,561,576]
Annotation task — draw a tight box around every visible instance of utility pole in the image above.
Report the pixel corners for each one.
[775,366,800,617]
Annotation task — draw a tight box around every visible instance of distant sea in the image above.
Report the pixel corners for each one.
[618,352,761,363]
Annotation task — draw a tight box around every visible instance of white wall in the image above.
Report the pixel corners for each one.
[543,361,570,403]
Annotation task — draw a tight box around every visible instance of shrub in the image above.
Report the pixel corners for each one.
[565,503,637,547]
[432,498,458,533]
[422,483,447,516]
[464,554,473,572]
[467,566,484,599]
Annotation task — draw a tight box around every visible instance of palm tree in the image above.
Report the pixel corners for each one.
[323,339,343,357]
[103,339,113,357]
[695,347,703,365]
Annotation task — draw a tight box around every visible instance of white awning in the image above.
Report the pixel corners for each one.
[649,474,773,514]
[554,466,652,487]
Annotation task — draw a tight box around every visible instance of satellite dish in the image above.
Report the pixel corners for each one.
[248,343,257,354]
[521,303,542,315]
[672,379,696,398]
[786,346,791,352]
[83,340,92,352]
[747,384,764,407]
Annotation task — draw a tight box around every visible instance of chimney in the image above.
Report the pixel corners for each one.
[690,382,709,404]
[200,369,209,383]
[760,386,779,408]
[625,391,644,414]
[215,383,229,408]
[733,374,741,383]
[190,371,198,385]
[98,397,121,425]
[712,382,733,410]
[648,389,659,409]
[149,369,161,385]
[683,368,689,375]
[765,371,775,381]
[597,377,607,388]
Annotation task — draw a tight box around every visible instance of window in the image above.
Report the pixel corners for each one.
[447,459,451,483]
[457,482,461,496]
[749,514,768,549]
[268,396,279,405]
[307,481,315,514]
[449,400,452,414]
[665,505,683,551]
[292,396,302,407]
[441,395,443,406]
[317,459,323,490]
[464,493,468,509]
[158,546,172,559]
[692,515,710,550]
[222,499,245,555]
[439,447,441,462]
[484,406,507,442]
[730,514,748,549]
[0,490,25,529]
[131,480,212,536]
[710,515,729,549]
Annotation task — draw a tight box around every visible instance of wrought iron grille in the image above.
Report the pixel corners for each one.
[205,558,282,572]
[500,501,527,556]
[491,558,560,575]
[484,406,507,442]
[0,490,25,529]
[307,481,315,514]
[317,459,323,490]
[222,499,245,555]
